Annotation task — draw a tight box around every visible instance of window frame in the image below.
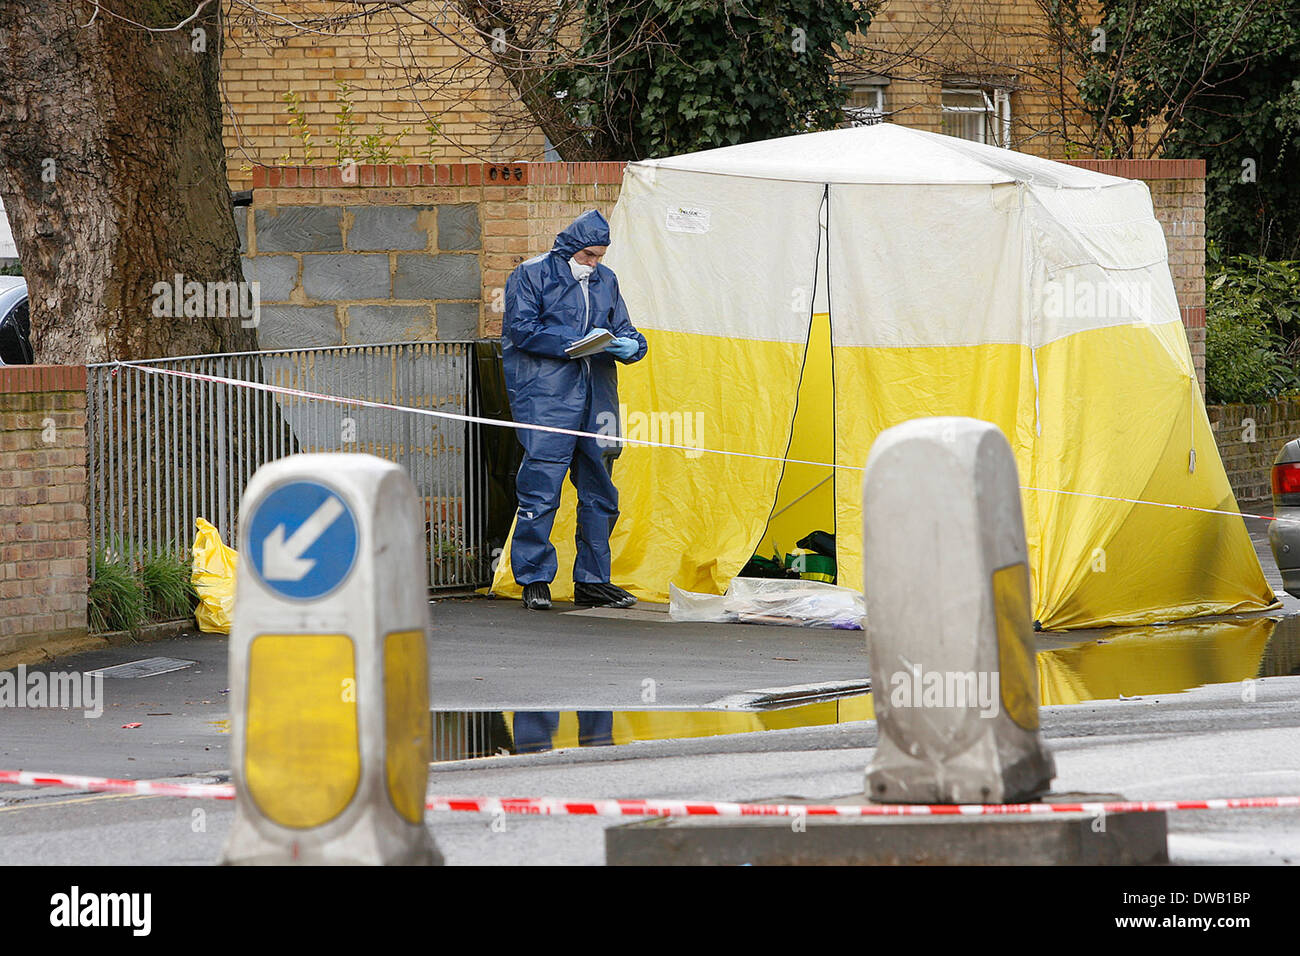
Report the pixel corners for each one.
[941,86,1012,147]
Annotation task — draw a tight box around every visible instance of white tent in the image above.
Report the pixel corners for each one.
[495,124,1273,628]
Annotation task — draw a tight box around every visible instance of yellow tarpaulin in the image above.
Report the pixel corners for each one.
[192,517,237,634]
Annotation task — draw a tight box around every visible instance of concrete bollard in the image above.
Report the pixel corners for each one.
[862,417,1054,804]
[220,453,440,865]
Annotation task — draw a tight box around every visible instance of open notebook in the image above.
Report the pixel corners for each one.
[564,328,614,358]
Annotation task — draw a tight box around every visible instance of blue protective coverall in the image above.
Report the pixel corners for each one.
[502,210,648,586]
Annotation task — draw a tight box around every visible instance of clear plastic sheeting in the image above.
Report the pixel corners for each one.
[667,583,735,623]
[669,577,865,629]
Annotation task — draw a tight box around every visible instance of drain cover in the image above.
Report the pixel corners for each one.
[85,657,196,679]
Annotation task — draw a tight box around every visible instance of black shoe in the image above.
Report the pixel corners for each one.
[523,582,552,610]
[573,582,637,609]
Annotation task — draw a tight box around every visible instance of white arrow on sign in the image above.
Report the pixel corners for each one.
[262,496,346,582]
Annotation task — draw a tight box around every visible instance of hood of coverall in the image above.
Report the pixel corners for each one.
[551,210,612,258]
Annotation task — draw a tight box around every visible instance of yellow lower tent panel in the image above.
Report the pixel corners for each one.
[492,328,806,601]
[758,312,835,561]
[833,320,1274,629]
[492,312,1272,627]
[1027,324,1274,628]
[832,339,1036,603]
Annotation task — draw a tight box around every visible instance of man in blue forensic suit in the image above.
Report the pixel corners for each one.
[502,209,648,610]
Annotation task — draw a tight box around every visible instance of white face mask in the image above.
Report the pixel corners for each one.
[569,257,595,281]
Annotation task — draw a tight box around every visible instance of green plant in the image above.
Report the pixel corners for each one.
[357,124,412,165]
[88,550,146,634]
[1205,311,1291,404]
[287,80,420,166]
[1063,1,1300,258]
[327,81,358,163]
[423,121,441,162]
[282,89,315,164]
[551,0,877,160]
[1205,243,1300,403]
[0,261,21,276]
[140,549,198,622]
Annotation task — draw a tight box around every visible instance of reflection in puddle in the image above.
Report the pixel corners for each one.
[429,700,874,762]
[1037,616,1286,705]
[429,615,1300,760]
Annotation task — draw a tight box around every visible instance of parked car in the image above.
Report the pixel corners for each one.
[0,275,31,365]
[1269,438,1300,598]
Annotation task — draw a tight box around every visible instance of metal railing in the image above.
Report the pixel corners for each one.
[86,342,490,591]
[430,711,512,761]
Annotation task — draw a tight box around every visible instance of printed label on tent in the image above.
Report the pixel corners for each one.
[248,480,358,601]
[665,205,711,234]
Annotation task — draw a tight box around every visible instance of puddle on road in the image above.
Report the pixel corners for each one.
[1037,615,1293,704]
[430,614,1300,761]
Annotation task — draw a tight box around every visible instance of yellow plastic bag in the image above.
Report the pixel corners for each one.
[192,517,237,634]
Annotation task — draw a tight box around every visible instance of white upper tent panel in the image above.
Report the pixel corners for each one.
[634,123,1129,189]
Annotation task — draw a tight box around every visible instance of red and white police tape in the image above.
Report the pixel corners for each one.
[3,769,1298,817]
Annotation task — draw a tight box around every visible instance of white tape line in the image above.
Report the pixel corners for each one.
[115,362,1280,524]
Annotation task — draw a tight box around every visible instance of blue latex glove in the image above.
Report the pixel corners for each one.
[605,336,639,360]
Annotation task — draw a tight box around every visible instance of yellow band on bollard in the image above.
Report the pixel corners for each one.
[993,563,1039,731]
[384,629,432,825]
[246,633,360,829]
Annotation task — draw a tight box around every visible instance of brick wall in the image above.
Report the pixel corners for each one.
[219,0,1127,187]
[222,1,547,189]
[1208,398,1300,505]
[857,0,1106,156]
[0,366,88,656]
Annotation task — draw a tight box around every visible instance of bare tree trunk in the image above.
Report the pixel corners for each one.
[0,0,256,363]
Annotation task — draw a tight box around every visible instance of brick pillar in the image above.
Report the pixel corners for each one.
[0,366,89,658]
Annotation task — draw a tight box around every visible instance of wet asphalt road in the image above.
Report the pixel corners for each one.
[0,514,1296,864]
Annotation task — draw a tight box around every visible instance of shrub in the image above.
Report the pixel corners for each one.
[140,549,198,622]
[88,547,197,633]
[1205,245,1300,403]
[88,550,146,634]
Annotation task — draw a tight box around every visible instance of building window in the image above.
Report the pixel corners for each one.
[844,76,889,126]
[941,88,1011,147]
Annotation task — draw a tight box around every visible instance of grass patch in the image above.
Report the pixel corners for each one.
[88,551,146,634]
[141,549,198,622]
[88,546,197,634]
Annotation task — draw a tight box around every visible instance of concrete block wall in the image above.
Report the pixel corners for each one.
[241,172,487,348]
[248,162,626,344]
[0,366,88,656]
[1207,398,1300,505]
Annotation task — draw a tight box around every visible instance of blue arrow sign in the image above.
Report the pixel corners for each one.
[248,480,358,601]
